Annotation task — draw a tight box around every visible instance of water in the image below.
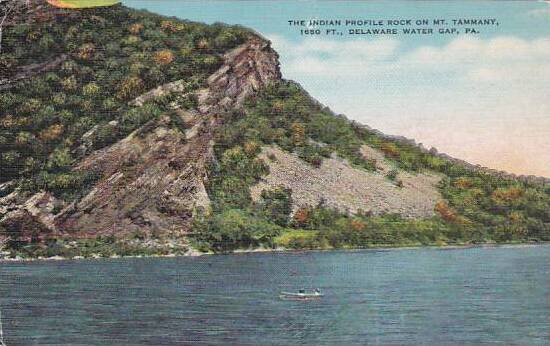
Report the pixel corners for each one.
[1,245,550,345]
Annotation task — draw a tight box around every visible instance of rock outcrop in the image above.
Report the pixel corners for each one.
[0,37,282,241]
[204,37,281,107]
[0,54,68,90]
[54,114,211,237]
[130,37,281,111]
[57,37,280,237]
[0,191,61,242]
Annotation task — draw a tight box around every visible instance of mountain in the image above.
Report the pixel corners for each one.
[0,2,549,258]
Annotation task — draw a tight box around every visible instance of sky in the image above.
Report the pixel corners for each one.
[125,0,550,178]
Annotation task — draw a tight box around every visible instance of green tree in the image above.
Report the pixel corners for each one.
[258,187,292,227]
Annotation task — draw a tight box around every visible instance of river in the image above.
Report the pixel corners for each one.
[1,245,549,345]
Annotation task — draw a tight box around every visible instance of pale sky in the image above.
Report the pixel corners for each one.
[125,0,550,177]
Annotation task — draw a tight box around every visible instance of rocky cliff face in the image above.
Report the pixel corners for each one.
[0,37,281,243]
[203,37,281,108]
[54,114,212,238]
[130,37,281,112]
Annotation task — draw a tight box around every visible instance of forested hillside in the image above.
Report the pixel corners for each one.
[192,81,550,251]
[0,1,548,258]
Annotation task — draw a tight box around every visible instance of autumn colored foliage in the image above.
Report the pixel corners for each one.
[39,124,65,142]
[291,122,306,146]
[293,207,310,227]
[128,23,144,34]
[491,187,524,205]
[154,50,175,66]
[116,76,144,100]
[380,142,400,158]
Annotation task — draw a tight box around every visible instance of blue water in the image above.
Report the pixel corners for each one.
[1,245,550,345]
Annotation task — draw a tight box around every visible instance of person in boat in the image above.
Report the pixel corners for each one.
[299,289,305,294]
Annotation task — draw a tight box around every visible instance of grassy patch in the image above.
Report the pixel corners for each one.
[274,229,321,249]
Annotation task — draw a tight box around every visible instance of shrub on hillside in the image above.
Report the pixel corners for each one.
[258,187,292,227]
[154,49,175,66]
[116,76,144,100]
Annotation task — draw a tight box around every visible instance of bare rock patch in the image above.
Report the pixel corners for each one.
[251,146,443,218]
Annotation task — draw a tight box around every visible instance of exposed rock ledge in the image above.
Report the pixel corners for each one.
[130,37,281,110]
[1,37,282,240]
[0,54,68,91]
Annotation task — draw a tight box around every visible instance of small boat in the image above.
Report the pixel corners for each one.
[280,289,323,300]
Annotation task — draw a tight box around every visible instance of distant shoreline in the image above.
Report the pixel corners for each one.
[1,241,548,263]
